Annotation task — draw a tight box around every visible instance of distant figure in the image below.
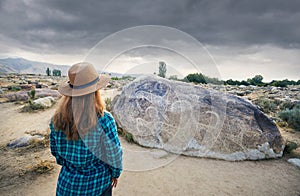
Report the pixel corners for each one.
[49,62,122,196]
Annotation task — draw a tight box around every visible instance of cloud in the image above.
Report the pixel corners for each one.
[1,0,300,53]
[0,0,299,80]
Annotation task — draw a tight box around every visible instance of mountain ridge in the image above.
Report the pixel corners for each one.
[0,57,70,76]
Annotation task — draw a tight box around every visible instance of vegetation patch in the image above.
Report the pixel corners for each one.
[279,108,300,131]
[21,101,45,112]
[253,97,277,114]
[31,159,54,174]
[284,141,298,154]
[104,97,112,112]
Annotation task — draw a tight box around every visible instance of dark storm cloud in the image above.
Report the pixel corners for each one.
[0,0,300,54]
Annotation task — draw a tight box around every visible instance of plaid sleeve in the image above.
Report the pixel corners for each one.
[99,112,123,178]
[49,122,64,165]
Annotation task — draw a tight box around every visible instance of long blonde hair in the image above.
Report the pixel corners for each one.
[52,90,105,140]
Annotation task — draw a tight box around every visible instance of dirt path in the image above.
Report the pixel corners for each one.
[0,102,300,196]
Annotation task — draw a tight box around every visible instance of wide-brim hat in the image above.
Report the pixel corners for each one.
[58,62,110,97]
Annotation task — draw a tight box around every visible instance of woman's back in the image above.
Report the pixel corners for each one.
[50,111,122,195]
[50,62,122,196]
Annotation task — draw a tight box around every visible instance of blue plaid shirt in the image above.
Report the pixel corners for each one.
[50,111,122,196]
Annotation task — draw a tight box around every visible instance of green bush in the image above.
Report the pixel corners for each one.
[254,97,277,114]
[279,108,300,131]
[9,86,21,91]
[111,77,119,80]
[28,89,36,100]
[125,133,134,143]
[185,73,207,84]
[284,141,298,153]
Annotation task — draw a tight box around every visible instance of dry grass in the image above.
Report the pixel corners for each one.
[31,160,55,174]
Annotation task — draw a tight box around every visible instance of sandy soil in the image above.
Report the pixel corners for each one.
[1,101,300,196]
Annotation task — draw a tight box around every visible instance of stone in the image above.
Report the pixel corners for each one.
[20,84,33,90]
[2,89,60,102]
[33,96,55,108]
[287,158,300,168]
[2,91,29,101]
[290,88,300,92]
[35,83,42,88]
[7,134,44,148]
[0,89,3,94]
[112,75,284,161]
[236,91,245,96]
[35,89,61,98]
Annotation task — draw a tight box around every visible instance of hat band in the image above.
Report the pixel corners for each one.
[68,77,100,89]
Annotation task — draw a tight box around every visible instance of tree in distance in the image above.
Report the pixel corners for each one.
[52,69,61,76]
[158,61,167,78]
[46,67,51,76]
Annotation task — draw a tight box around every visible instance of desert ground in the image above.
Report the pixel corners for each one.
[1,93,300,196]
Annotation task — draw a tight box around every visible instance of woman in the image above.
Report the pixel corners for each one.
[50,62,122,196]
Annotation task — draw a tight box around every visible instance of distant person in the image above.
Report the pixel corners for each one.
[49,62,122,196]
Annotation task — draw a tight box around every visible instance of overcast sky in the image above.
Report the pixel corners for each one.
[0,0,299,81]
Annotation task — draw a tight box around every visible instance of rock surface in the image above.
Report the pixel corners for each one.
[1,89,61,102]
[35,89,61,98]
[112,75,284,161]
[33,96,55,108]
[7,134,44,148]
[288,158,300,168]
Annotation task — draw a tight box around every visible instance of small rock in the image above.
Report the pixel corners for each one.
[236,91,245,96]
[0,89,3,94]
[33,96,55,108]
[7,134,44,148]
[35,84,42,88]
[290,88,299,92]
[287,158,300,168]
[20,84,33,90]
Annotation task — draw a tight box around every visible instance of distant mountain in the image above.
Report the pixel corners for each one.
[0,57,144,78]
[0,57,70,75]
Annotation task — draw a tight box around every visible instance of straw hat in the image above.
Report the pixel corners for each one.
[58,62,110,97]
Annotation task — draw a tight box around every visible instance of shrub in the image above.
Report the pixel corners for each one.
[185,73,207,84]
[169,75,178,81]
[32,160,54,173]
[279,100,294,110]
[111,77,119,80]
[125,133,134,143]
[253,97,277,114]
[279,108,300,131]
[105,98,112,112]
[21,100,45,112]
[9,86,21,91]
[284,141,298,153]
[28,88,36,100]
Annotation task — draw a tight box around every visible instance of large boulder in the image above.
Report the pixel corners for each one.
[112,76,284,161]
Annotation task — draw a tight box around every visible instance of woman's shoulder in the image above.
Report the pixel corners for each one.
[99,111,115,123]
